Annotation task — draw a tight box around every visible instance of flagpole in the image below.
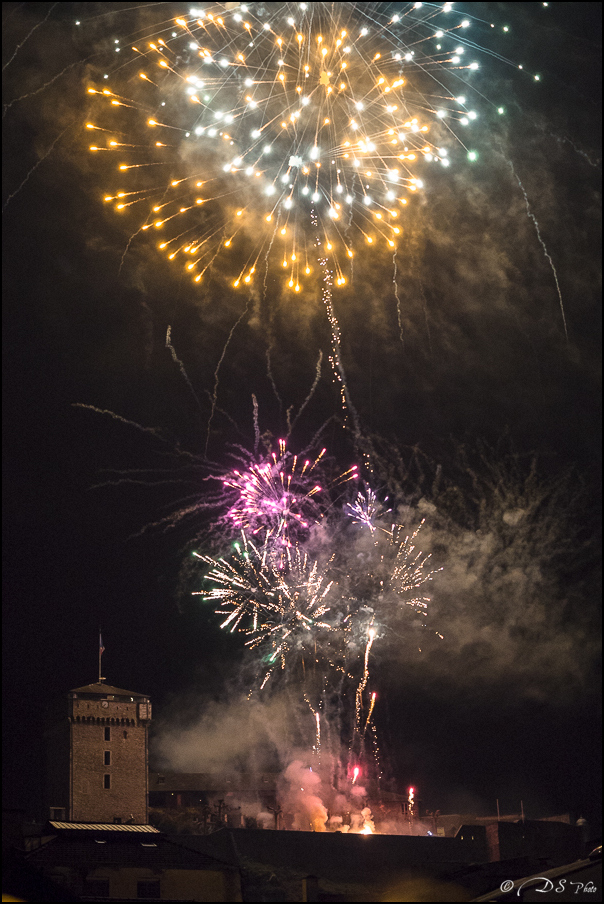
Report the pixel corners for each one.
[99,628,105,684]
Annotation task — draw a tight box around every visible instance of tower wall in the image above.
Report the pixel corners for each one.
[45,684,150,824]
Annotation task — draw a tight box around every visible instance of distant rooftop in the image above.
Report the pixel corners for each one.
[149,771,278,793]
[70,682,149,699]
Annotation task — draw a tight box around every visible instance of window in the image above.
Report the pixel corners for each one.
[83,878,110,898]
[50,807,65,821]
[104,750,111,766]
[104,726,111,741]
[137,880,160,899]
[103,774,111,789]
[123,730,128,739]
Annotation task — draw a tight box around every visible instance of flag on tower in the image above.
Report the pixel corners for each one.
[99,632,105,656]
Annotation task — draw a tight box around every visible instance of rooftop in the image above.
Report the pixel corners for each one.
[48,822,160,833]
[27,825,237,872]
[70,682,149,699]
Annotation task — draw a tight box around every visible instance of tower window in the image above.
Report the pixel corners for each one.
[104,750,111,766]
[104,774,111,789]
[104,726,111,741]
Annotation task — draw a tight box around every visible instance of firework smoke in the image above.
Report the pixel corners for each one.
[193,444,440,796]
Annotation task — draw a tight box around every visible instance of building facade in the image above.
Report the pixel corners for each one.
[45,681,151,824]
[25,824,242,902]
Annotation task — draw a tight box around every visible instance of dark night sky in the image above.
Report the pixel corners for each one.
[2,2,602,830]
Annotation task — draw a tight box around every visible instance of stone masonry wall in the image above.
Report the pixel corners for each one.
[71,697,147,824]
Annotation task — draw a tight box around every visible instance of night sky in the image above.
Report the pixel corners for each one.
[3,2,601,832]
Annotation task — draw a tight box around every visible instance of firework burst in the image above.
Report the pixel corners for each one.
[87,1,484,293]
[195,461,442,774]
[221,438,357,548]
[194,532,335,688]
[344,486,390,532]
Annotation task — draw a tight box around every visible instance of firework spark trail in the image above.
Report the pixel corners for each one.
[205,296,252,456]
[252,394,260,456]
[118,225,147,277]
[166,326,203,413]
[392,251,404,348]
[305,416,338,455]
[547,130,601,168]
[203,395,245,437]
[2,2,57,72]
[2,124,69,211]
[76,451,225,542]
[363,691,377,736]
[3,59,82,118]
[288,351,323,438]
[508,160,569,341]
[354,626,376,737]
[317,241,361,439]
[304,695,322,757]
[3,3,164,117]
[2,4,26,25]
[266,345,283,412]
[72,403,165,439]
[262,228,283,411]
[415,264,433,356]
[129,499,211,539]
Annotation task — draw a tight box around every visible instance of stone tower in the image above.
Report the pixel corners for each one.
[45,681,151,824]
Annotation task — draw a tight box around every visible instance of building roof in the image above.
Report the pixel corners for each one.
[206,827,480,883]
[70,682,149,699]
[48,822,160,833]
[27,828,237,872]
[167,834,239,870]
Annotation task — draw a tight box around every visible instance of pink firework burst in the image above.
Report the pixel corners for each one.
[222,439,357,547]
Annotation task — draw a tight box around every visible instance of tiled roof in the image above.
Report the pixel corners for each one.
[70,682,148,698]
[48,822,160,833]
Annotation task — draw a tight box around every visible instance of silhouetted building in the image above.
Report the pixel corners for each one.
[24,822,242,902]
[150,772,277,809]
[485,818,583,863]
